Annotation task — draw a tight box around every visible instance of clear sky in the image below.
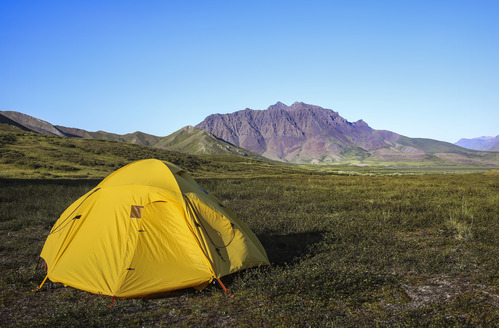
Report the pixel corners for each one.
[1,0,498,143]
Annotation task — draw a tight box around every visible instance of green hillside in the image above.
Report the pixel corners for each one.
[154,125,267,160]
[396,136,468,154]
[1,123,497,179]
[3,110,498,166]
[0,123,301,179]
[88,130,161,146]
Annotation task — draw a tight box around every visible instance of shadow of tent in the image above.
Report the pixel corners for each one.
[257,231,325,266]
[124,232,325,299]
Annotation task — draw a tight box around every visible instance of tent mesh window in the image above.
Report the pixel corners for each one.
[130,205,144,219]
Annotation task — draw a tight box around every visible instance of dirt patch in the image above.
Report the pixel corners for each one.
[384,275,499,311]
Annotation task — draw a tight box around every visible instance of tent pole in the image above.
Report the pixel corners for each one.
[34,257,41,272]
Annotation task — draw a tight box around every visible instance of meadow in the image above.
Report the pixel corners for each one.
[1,169,498,327]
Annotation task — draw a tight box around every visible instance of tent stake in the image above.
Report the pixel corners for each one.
[33,274,49,293]
[216,278,234,298]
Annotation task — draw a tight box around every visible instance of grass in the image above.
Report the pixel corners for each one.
[1,123,498,326]
[0,124,305,180]
[2,123,498,180]
[1,172,498,327]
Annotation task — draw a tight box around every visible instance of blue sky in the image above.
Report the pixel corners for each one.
[1,0,498,143]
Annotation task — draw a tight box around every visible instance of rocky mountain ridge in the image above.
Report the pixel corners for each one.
[455,135,499,152]
[2,105,498,166]
[196,101,482,164]
[0,111,258,159]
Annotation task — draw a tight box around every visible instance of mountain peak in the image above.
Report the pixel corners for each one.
[196,101,401,163]
[289,101,326,112]
[267,101,289,110]
[455,135,499,151]
[265,101,328,112]
[352,119,369,128]
[0,110,65,136]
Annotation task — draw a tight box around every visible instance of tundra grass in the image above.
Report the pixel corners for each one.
[2,124,498,180]
[1,172,498,327]
[0,126,305,179]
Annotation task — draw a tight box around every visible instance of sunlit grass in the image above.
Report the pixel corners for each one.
[1,171,497,326]
[1,124,498,326]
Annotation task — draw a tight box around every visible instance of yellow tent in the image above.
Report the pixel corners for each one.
[38,159,269,298]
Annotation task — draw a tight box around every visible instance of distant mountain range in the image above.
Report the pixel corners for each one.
[196,102,498,165]
[0,110,261,160]
[1,103,498,166]
[455,135,499,152]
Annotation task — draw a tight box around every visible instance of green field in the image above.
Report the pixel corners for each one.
[1,171,498,327]
[1,124,499,326]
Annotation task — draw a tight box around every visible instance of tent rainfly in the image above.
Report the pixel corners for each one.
[36,159,269,298]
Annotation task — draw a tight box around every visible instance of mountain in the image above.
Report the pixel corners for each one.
[2,106,498,166]
[196,101,498,165]
[196,101,392,162]
[0,110,161,145]
[0,110,67,136]
[455,136,499,152]
[0,110,263,160]
[0,122,298,179]
[152,125,266,159]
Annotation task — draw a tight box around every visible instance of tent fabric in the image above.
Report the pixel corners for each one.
[40,159,269,298]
